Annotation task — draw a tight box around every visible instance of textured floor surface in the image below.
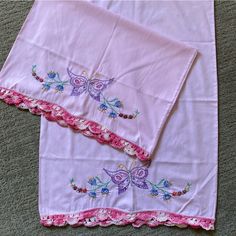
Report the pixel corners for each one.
[0,1,235,236]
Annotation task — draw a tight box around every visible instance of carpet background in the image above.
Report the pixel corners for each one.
[0,1,235,236]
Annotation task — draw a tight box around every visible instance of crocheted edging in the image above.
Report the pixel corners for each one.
[0,87,150,161]
[40,208,214,230]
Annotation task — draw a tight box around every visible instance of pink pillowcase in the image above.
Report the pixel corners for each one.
[0,0,196,161]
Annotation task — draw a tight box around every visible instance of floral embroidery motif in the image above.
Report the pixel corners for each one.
[67,68,139,119]
[32,65,69,93]
[32,66,139,119]
[71,176,111,199]
[98,96,140,119]
[70,162,190,200]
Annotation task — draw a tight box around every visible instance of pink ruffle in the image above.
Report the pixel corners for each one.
[40,208,214,230]
[0,87,150,161]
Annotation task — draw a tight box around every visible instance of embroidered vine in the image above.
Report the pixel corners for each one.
[32,65,69,93]
[32,66,139,119]
[98,94,140,119]
[70,162,190,200]
[71,177,111,198]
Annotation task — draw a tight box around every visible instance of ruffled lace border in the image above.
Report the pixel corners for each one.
[0,87,150,161]
[40,208,214,230]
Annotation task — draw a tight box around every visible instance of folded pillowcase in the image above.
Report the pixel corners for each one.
[0,0,197,161]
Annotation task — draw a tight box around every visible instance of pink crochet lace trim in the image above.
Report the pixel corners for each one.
[40,208,214,230]
[0,87,150,161]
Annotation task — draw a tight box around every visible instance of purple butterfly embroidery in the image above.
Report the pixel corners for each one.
[103,166,149,194]
[67,68,114,101]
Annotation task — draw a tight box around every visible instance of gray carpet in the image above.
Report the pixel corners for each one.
[0,1,235,235]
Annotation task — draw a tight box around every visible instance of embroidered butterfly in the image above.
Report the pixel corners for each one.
[103,164,149,194]
[67,68,114,101]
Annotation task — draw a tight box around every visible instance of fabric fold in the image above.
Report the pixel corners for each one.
[0,0,197,161]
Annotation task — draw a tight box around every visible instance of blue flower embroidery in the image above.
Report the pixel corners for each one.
[98,103,108,112]
[32,65,69,93]
[47,71,57,79]
[163,193,172,200]
[42,83,51,91]
[150,188,159,196]
[55,84,65,92]
[108,111,118,119]
[101,187,109,195]
[89,191,97,198]
[163,180,171,188]
[88,177,97,186]
[114,100,122,108]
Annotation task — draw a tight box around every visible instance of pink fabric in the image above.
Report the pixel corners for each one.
[0,0,218,231]
[38,0,217,231]
[0,0,196,160]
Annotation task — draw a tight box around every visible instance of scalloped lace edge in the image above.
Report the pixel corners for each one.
[40,208,214,230]
[0,87,150,161]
